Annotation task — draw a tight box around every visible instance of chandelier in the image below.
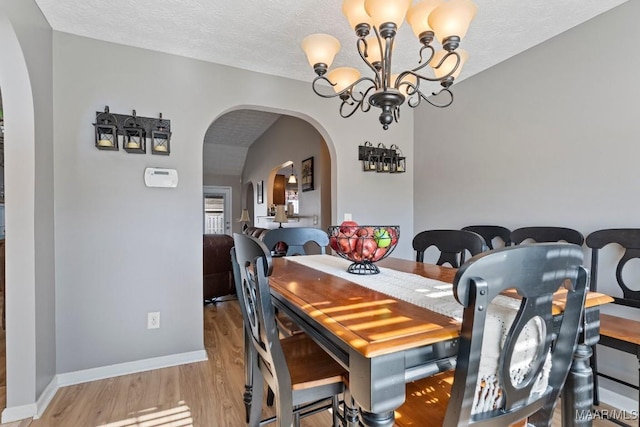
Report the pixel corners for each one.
[301,0,477,130]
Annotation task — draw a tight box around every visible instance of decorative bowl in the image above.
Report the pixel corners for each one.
[327,225,400,274]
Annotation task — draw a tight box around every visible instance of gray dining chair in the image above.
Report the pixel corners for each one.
[262,227,330,336]
[586,228,640,412]
[262,227,329,256]
[395,243,589,426]
[412,229,486,268]
[231,233,346,427]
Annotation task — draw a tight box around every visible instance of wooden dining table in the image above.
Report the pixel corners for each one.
[267,255,613,427]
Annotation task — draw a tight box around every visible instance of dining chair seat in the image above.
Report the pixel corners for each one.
[395,243,588,427]
[396,371,527,427]
[231,233,347,427]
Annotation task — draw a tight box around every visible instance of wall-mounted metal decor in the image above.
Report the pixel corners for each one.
[93,106,171,154]
[94,106,119,150]
[151,113,171,155]
[122,110,146,153]
[358,142,406,174]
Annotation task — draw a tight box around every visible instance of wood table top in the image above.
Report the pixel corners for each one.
[269,256,613,359]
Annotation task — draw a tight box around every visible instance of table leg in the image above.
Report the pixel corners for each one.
[349,350,405,427]
[562,344,594,427]
[359,410,395,427]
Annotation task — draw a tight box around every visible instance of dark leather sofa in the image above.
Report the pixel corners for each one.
[202,227,270,302]
[203,234,235,302]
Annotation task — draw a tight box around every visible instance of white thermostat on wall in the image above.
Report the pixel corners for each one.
[144,167,178,188]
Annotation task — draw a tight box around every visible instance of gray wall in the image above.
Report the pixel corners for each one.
[413,0,639,405]
[50,30,414,376]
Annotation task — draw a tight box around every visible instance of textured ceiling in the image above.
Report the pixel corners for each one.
[202,110,281,176]
[34,0,629,175]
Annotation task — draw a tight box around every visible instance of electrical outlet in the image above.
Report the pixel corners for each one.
[313,215,318,225]
[147,312,160,329]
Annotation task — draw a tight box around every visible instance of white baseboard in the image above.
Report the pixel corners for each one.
[1,350,208,423]
[56,350,208,387]
[34,375,60,419]
[598,387,637,414]
[1,402,37,424]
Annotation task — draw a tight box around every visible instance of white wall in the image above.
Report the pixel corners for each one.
[413,0,640,406]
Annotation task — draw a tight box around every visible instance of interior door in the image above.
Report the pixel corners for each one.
[203,186,232,235]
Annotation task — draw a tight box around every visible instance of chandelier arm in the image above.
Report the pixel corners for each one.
[417,44,436,66]
[338,85,376,118]
[357,38,381,83]
[431,51,461,80]
[310,75,376,99]
[400,45,436,80]
[406,87,454,109]
[393,106,400,124]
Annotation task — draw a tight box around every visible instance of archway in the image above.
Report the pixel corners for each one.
[202,107,334,235]
[0,9,39,422]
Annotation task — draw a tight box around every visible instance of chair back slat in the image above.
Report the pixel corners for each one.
[462,225,512,250]
[444,243,588,426]
[262,227,330,256]
[586,228,640,302]
[412,229,486,268]
[511,226,584,246]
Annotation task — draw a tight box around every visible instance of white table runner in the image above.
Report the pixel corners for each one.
[284,254,550,414]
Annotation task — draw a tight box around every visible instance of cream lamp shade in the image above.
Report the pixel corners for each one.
[273,205,289,227]
[407,0,444,38]
[327,67,361,93]
[288,165,297,184]
[432,49,468,79]
[428,0,477,43]
[301,34,341,68]
[342,0,372,29]
[238,209,251,223]
[364,0,412,29]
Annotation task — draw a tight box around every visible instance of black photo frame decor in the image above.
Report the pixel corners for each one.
[301,157,314,192]
[257,180,264,204]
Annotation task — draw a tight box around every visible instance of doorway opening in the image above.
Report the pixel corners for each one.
[203,186,232,235]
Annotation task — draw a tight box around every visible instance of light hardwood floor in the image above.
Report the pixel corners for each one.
[1,299,635,426]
